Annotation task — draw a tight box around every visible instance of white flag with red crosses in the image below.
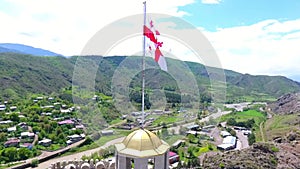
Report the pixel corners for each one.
[143,19,168,71]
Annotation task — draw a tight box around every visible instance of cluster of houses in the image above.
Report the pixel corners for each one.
[185,124,215,139]
[3,122,35,148]
[0,96,86,150]
[183,124,239,151]
[0,104,18,111]
[37,118,86,147]
[66,134,86,145]
[56,119,86,145]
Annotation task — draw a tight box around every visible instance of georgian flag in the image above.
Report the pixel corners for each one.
[143,20,168,71]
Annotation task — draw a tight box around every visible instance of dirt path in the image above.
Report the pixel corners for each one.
[260,121,266,142]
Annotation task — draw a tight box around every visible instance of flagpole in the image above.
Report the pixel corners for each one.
[141,1,146,128]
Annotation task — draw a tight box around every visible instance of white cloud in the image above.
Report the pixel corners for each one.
[201,0,222,4]
[0,0,195,56]
[1,0,300,81]
[202,19,300,79]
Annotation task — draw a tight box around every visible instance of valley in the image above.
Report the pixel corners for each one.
[0,53,299,169]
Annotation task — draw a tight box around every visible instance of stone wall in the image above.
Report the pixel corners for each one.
[48,159,115,169]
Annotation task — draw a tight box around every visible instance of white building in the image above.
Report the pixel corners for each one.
[0,105,6,111]
[217,136,237,150]
[220,131,231,137]
[7,126,16,132]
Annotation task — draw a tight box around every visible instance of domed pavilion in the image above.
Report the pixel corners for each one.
[115,128,170,169]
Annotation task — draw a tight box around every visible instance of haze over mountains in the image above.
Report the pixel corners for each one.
[0,43,62,57]
[0,44,300,103]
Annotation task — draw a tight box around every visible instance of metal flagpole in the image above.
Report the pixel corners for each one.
[141,1,146,128]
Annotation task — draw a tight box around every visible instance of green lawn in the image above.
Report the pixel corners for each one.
[93,129,131,146]
[219,110,266,126]
[193,143,217,156]
[109,119,123,125]
[151,114,180,126]
[164,134,185,145]
[219,110,267,141]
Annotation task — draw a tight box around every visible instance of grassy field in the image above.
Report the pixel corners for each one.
[163,134,185,145]
[193,143,217,156]
[219,110,267,141]
[264,114,300,141]
[151,114,181,126]
[219,110,266,126]
[109,119,123,125]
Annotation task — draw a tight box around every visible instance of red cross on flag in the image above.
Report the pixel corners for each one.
[143,20,168,71]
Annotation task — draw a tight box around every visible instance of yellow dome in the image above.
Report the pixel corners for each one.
[115,129,170,158]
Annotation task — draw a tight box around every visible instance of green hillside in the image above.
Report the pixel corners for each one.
[0,53,299,104]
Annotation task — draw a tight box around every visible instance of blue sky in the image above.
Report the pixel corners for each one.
[180,0,300,31]
[0,0,300,81]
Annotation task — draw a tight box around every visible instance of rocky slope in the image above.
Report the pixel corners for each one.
[203,143,279,169]
[202,142,300,169]
[268,92,300,115]
[276,142,300,169]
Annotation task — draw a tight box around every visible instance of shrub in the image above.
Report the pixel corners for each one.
[248,133,256,145]
[271,146,279,152]
[219,163,225,169]
[31,159,39,168]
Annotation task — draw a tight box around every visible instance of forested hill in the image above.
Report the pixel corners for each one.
[0,53,299,102]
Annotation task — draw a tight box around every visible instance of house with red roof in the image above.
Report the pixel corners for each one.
[169,151,180,164]
[4,139,20,147]
[58,119,74,125]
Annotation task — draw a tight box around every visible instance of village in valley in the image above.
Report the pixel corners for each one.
[0,1,300,169]
[0,91,269,168]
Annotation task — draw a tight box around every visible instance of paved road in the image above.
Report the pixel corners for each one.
[33,137,125,169]
[199,109,232,123]
[235,130,249,150]
[170,109,232,135]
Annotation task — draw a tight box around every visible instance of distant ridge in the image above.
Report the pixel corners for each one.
[0,43,62,56]
[0,53,299,102]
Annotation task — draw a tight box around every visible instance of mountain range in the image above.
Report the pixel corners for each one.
[0,50,300,104]
[0,43,62,56]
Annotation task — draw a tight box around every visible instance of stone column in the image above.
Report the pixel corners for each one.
[117,155,131,169]
[154,154,165,169]
[134,158,148,169]
[154,151,169,169]
[165,150,169,169]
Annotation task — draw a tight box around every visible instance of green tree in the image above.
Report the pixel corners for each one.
[10,113,20,122]
[248,132,256,145]
[227,118,237,126]
[187,146,196,158]
[18,147,33,160]
[3,147,18,162]
[31,159,39,167]
[32,126,41,133]
[0,132,7,142]
[190,157,200,167]
[226,127,236,137]
[187,134,197,144]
